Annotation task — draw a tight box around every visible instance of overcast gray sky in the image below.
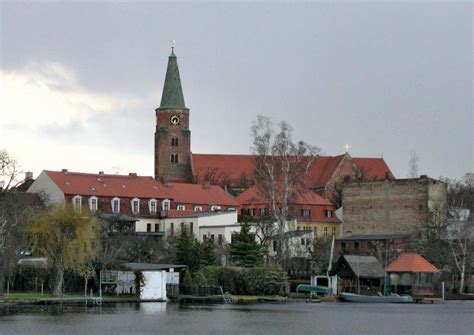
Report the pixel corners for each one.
[0,1,472,181]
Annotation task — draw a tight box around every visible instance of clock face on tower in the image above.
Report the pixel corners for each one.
[170,115,180,125]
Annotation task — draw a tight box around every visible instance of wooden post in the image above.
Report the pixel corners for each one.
[41,280,44,296]
[442,282,445,301]
[6,279,9,295]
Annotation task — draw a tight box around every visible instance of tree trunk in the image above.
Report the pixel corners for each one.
[0,256,4,296]
[52,267,64,297]
[459,261,465,294]
[84,278,88,297]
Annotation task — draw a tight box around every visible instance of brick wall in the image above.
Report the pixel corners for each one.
[342,177,447,236]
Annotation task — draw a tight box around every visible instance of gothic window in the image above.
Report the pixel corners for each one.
[171,154,178,163]
[171,138,179,146]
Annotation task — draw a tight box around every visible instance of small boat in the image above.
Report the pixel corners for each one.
[340,292,413,303]
[296,284,329,295]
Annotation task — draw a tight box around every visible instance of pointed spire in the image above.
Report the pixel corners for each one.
[159,41,186,109]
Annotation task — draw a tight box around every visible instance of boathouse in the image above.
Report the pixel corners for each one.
[330,255,385,294]
[385,253,439,296]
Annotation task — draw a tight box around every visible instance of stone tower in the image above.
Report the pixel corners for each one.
[154,47,192,182]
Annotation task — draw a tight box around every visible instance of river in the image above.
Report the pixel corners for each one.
[0,301,473,335]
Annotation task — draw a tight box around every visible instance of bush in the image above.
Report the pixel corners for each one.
[199,266,287,296]
[182,269,193,285]
[193,271,208,285]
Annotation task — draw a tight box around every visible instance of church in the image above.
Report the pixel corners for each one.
[154,46,394,200]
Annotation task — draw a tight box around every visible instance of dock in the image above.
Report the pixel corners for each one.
[38,296,103,305]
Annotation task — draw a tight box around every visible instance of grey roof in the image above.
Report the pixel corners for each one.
[338,234,410,241]
[167,211,236,219]
[343,255,385,278]
[122,263,187,271]
[158,49,187,110]
[98,213,139,222]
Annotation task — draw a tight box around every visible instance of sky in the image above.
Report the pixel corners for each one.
[0,1,472,182]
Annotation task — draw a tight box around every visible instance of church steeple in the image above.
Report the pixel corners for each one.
[159,43,186,109]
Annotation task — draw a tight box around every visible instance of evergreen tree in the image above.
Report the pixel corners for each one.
[176,229,200,272]
[199,239,217,267]
[230,222,262,267]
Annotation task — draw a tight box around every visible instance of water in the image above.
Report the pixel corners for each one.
[0,301,473,335]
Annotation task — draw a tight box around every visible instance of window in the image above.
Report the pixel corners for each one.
[162,199,171,211]
[131,198,140,214]
[227,207,236,211]
[210,205,221,211]
[314,227,318,236]
[155,223,160,232]
[88,196,98,212]
[325,210,333,218]
[354,241,360,250]
[210,234,215,242]
[147,223,151,232]
[332,227,337,236]
[180,222,185,231]
[177,205,186,211]
[218,234,223,246]
[260,208,267,217]
[301,238,306,246]
[190,222,193,235]
[301,209,310,217]
[249,208,255,216]
[111,197,120,213]
[72,195,82,212]
[170,222,174,235]
[341,242,347,249]
[149,199,157,214]
[194,205,203,212]
[171,138,179,146]
[273,240,277,252]
[324,227,328,237]
[171,154,178,163]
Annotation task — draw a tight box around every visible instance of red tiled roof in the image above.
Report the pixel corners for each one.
[352,158,395,180]
[165,209,200,218]
[45,170,170,198]
[192,154,255,182]
[162,182,239,207]
[235,185,333,206]
[43,170,237,206]
[385,253,439,273]
[192,153,394,188]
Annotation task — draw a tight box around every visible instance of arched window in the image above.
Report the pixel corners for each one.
[171,138,179,146]
[174,138,178,146]
[171,154,178,164]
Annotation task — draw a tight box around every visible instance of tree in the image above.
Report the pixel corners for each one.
[251,115,320,263]
[230,222,262,267]
[26,204,97,296]
[0,150,30,296]
[408,150,420,178]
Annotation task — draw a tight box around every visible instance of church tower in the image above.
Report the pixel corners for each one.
[154,45,192,182]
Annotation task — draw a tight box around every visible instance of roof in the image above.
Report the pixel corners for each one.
[163,183,239,207]
[165,210,237,219]
[158,48,187,109]
[235,185,333,206]
[385,253,439,273]
[98,213,139,222]
[192,153,394,188]
[331,255,385,278]
[44,170,169,198]
[41,170,237,206]
[338,234,410,241]
[122,263,187,271]
[352,157,395,180]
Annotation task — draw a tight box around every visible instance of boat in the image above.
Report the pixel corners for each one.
[340,292,413,303]
[296,284,329,295]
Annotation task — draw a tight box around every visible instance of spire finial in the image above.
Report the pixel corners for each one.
[171,40,176,52]
[344,143,352,153]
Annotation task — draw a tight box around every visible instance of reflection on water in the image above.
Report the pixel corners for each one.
[1,301,473,335]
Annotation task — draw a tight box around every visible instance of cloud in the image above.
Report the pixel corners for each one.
[0,62,154,177]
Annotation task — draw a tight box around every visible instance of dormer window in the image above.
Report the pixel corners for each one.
[325,210,333,218]
[194,205,203,212]
[177,205,186,211]
[301,209,311,217]
[131,198,140,214]
[89,196,98,212]
[162,199,171,211]
[111,197,120,213]
[72,195,82,213]
[149,199,158,214]
[210,205,221,212]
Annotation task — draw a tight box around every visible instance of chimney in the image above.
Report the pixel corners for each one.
[61,169,68,173]
[99,171,104,175]
[25,172,33,180]
[129,172,137,177]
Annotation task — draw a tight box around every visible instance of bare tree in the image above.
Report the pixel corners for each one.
[408,150,420,178]
[0,150,24,296]
[251,115,320,264]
